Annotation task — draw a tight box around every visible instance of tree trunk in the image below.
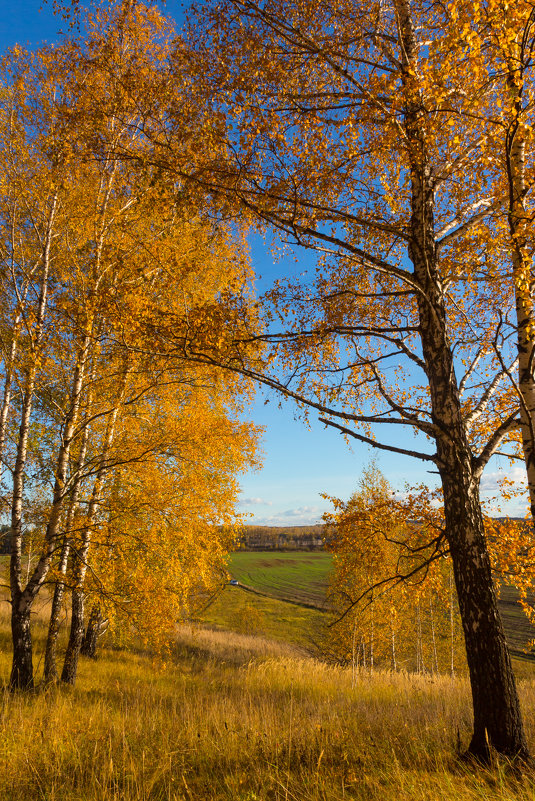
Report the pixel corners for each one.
[504,61,535,518]
[415,603,423,674]
[44,393,93,684]
[61,588,85,684]
[10,593,33,690]
[61,366,128,686]
[351,616,357,686]
[443,471,527,759]
[395,0,528,759]
[450,569,455,676]
[429,596,438,675]
[390,609,397,672]
[81,605,106,658]
[8,196,58,691]
[369,595,374,673]
[44,536,71,684]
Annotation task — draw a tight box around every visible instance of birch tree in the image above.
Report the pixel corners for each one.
[1,2,259,689]
[324,465,465,673]
[168,0,532,758]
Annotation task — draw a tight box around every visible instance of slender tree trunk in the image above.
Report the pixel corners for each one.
[429,595,438,675]
[43,536,71,683]
[9,197,56,690]
[369,596,374,673]
[62,587,86,684]
[9,378,41,689]
[390,609,397,672]
[44,378,93,683]
[81,605,107,658]
[13,331,89,688]
[415,603,422,674]
[62,367,127,686]
[450,570,455,677]
[0,209,41,475]
[0,315,21,470]
[10,593,33,690]
[505,60,535,518]
[351,616,357,687]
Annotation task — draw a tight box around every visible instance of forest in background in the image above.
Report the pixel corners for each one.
[238,524,325,551]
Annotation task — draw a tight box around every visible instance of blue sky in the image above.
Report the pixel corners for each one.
[1,0,528,524]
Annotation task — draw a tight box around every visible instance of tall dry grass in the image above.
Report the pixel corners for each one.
[0,619,535,800]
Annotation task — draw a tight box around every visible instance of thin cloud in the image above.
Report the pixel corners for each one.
[240,497,274,506]
[283,505,324,517]
[249,505,328,526]
[480,467,527,492]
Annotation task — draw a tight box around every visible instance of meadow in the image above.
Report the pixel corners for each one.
[199,552,330,649]
[1,552,535,800]
[228,551,331,607]
[202,551,535,664]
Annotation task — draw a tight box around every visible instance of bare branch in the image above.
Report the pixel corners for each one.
[318,416,438,462]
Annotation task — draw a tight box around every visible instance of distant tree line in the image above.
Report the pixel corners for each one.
[238,525,325,551]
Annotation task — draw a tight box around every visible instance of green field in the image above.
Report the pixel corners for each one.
[199,585,326,650]
[197,551,331,651]
[197,551,535,670]
[229,550,332,607]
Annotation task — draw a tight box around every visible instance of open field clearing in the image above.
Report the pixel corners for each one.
[2,554,535,799]
[219,552,535,664]
[199,583,326,650]
[228,551,331,607]
[1,620,535,800]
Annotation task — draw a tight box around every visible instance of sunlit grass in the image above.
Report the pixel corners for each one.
[2,553,535,799]
[199,584,325,650]
[0,622,535,800]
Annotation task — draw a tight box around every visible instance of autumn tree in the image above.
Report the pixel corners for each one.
[154,0,533,758]
[455,1,535,520]
[63,372,257,673]
[324,465,466,674]
[0,2,259,690]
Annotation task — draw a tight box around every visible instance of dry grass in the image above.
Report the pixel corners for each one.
[1,620,535,800]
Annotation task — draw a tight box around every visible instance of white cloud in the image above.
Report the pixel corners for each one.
[283,505,324,517]
[248,505,328,526]
[480,466,527,492]
[240,497,273,506]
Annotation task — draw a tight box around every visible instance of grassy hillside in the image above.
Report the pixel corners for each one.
[198,551,331,651]
[1,555,535,798]
[209,551,535,666]
[199,584,326,650]
[1,621,535,800]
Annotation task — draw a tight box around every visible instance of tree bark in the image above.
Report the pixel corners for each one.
[10,593,33,690]
[450,570,455,676]
[390,609,397,672]
[81,605,106,658]
[61,365,128,686]
[44,536,71,684]
[429,596,438,675]
[504,48,535,519]
[445,476,526,758]
[61,587,85,684]
[396,0,528,759]
[44,382,93,684]
[9,196,56,691]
